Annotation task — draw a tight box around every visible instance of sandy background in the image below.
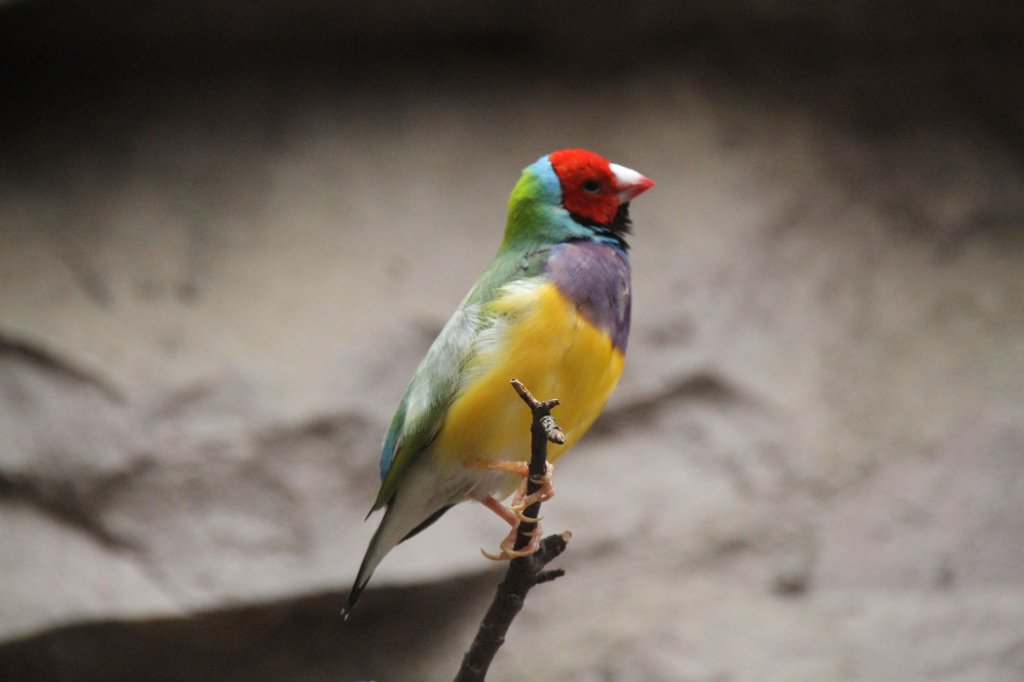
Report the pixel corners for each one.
[1,2,1022,680]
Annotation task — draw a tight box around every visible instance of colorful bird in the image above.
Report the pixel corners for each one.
[343,149,654,617]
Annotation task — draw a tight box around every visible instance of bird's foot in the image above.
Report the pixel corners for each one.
[481,523,543,561]
[468,458,556,514]
[510,461,555,512]
[478,484,550,561]
[474,461,555,561]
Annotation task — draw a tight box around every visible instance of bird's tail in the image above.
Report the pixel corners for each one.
[341,493,454,619]
[342,503,406,619]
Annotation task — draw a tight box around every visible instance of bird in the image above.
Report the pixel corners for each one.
[342,149,654,618]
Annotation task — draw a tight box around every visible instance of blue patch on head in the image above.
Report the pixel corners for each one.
[509,154,606,244]
[526,156,564,205]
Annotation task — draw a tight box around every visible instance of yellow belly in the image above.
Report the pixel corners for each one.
[432,280,624,480]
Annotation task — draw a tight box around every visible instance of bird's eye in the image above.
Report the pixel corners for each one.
[582,179,601,193]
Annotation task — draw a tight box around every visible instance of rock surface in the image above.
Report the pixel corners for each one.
[1,2,1023,680]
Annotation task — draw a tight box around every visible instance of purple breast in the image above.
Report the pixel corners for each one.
[544,241,631,352]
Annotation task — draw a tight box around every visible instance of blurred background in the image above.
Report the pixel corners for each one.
[1,1,1023,680]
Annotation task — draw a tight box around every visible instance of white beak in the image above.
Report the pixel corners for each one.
[611,162,655,203]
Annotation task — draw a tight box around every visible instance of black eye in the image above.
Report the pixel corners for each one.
[582,179,601,193]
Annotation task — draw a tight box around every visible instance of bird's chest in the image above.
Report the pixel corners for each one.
[433,269,627,475]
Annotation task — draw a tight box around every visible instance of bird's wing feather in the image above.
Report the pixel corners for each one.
[371,246,552,510]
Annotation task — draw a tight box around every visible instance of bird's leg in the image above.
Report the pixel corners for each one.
[478,495,542,560]
[512,461,555,513]
[480,495,518,527]
[470,460,556,561]
[468,459,556,513]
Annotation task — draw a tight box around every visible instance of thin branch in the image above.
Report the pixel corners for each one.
[508,379,563,550]
[453,380,571,682]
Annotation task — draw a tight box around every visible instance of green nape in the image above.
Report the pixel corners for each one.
[500,159,590,250]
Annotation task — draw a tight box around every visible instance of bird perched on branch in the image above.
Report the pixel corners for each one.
[343,149,654,617]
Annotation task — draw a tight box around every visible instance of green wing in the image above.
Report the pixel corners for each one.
[371,246,550,510]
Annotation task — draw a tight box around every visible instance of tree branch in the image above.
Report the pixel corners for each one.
[453,380,571,682]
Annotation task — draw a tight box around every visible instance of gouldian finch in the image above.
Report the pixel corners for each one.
[342,149,654,617]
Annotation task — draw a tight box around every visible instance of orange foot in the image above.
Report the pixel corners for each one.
[511,461,555,512]
[471,461,555,561]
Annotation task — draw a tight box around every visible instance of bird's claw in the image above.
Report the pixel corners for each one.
[477,461,555,561]
[514,511,542,524]
[510,462,555,511]
[481,524,543,561]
